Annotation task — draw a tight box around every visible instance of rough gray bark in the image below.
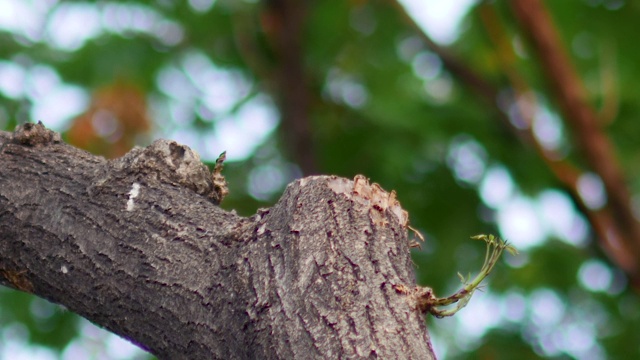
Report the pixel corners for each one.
[0,123,435,359]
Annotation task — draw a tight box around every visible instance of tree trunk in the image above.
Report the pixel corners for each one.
[0,123,435,359]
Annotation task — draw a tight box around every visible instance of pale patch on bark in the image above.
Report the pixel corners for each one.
[126,182,141,211]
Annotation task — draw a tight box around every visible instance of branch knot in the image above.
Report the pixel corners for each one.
[12,121,62,147]
[104,139,227,204]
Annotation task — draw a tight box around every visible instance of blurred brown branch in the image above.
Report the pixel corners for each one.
[510,0,640,278]
[261,0,318,175]
[477,2,638,278]
[393,0,640,285]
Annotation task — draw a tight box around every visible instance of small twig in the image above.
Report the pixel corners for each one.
[419,234,517,318]
[212,151,228,204]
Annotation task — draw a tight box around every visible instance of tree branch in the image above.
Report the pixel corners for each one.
[476,3,640,277]
[393,0,640,283]
[510,0,640,276]
[262,0,318,175]
[0,123,434,359]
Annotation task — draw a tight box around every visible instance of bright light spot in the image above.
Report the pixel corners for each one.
[530,288,565,327]
[447,136,486,185]
[102,4,135,32]
[455,292,501,339]
[398,0,477,44]
[0,0,52,42]
[105,3,156,34]
[91,110,121,138]
[0,0,30,33]
[424,73,453,103]
[154,20,184,46]
[562,323,597,355]
[43,2,185,51]
[480,166,514,208]
[578,260,613,292]
[429,333,447,360]
[158,51,254,123]
[102,3,184,46]
[0,62,84,127]
[61,319,148,360]
[412,51,442,80]
[538,190,588,247]
[189,0,216,13]
[211,96,278,161]
[397,36,423,62]
[606,269,627,295]
[185,55,251,114]
[0,345,56,360]
[533,106,563,151]
[341,81,368,108]
[248,164,287,201]
[324,68,368,109]
[497,197,544,249]
[105,333,144,359]
[31,85,89,130]
[165,95,277,163]
[0,61,26,98]
[29,298,56,322]
[155,53,273,163]
[537,330,563,357]
[506,93,535,130]
[26,65,61,98]
[501,291,527,322]
[157,66,198,100]
[1,323,57,360]
[2,323,28,342]
[504,251,529,268]
[46,3,102,51]
[62,341,89,360]
[169,128,199,150]
[577,172,607,209]
[410,50,454,103]
[167,101,197,126]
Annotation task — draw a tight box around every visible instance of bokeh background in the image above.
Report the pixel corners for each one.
[1,0,639,359]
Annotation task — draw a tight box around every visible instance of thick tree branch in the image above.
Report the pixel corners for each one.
[0,123,434,359]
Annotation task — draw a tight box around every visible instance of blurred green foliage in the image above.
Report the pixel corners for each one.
[1,0,640,359]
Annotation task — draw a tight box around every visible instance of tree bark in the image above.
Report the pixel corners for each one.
[0,123,435,359]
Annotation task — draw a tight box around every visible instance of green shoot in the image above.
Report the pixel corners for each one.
[421,234,518,318]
